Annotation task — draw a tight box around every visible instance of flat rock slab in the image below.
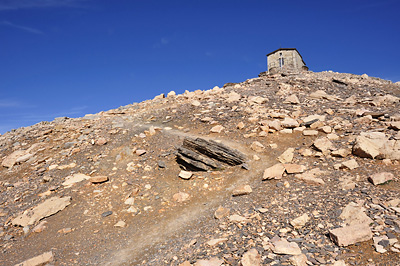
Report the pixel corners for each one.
[369,172,395,185]
[270,236,302,255]
[14,251,53,266]
[232,184,252,196]
[263,163,285,180]
[241,248,261,266]
[12,196,71,227]
[89,176,109,184]
[329,223,372,246]
[62,173,91,187]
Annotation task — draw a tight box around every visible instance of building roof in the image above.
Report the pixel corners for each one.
[266,48,306,65]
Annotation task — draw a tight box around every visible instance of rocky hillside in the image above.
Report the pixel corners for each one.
[1,70,400,266]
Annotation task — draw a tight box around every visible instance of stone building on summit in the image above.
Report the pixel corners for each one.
[267,48,308,73]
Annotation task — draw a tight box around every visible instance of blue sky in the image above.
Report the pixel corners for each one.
[1,0,399,134]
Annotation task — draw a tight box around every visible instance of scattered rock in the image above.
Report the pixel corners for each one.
[206,238,228,246]
[368,172,395,185]
[194,257,224,266]
[277,148,295,163]
[210,125,224,133]
[214,206,230,219]
[14,251,53,266]
[290,214,310,229]
[179,170,193,180]
[89,176,109,184]
[263,163,285,180]
[329,223,372,246]
[173,192,190,202]
[12,196,71,227]
[270,236,302,255]
[232,185,252,196]
[250,141,265,152]
[241,248,261,266]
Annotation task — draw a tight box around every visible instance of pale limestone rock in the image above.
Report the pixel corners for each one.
[191,100,201,107]
[12,197,71,227]
[368,172,395,185]
[214,206,230,219]
[14,251,53,266]
[268,120,281,131]
[290,214,310,229]
[114,220,126,227]
[232,185,252,196]
[241,248,261,266]
[339,202,373,226]
[278,148,295,163]
[249,96,268,104]
[179,170,193,180]
[302,130,318,136]
[250,141,265,152]
[331,149,351,158]
[289,254,308,266]
[295,168,325,185]
[210,125,224,133]
[206,238,228,246]
[281,117,299,128]
[2,150,26,168]
[284,94,300,104]
[167,91,176,97]
[62,173,91,187]
[228,214,248,223]
[341,159,359,170]
[319,125,332,133]
[303,114,326,123]
[194,257,224,266]
[263,163,285,180]
[352,136,382,159]
[237,122,245,129]
[313,137,334,154]
[226,91,241,102]
[310,120,325,129]
[329,223,372,246]
[270,237,302,255]
[332,260,347,266]
[283,164,306,174]
[173,192,190,202]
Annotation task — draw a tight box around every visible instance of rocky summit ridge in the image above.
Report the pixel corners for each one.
[1,70,400,266]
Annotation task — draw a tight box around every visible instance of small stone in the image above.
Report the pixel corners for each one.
[206,238,228,246]
[270,236,302,255]
[290,214,310,229]
[232,185,252,196]
[114,220,126,227]
[289,254,308,266]
[369,172,394,185]
[302,130,318,136]
[194,257,224,266]
[284,164,306,174]
[228,214,248,223]
[281,117,299,128]
[313,137,334,154]
[14,251,54,266]
[124,197,135,205]
[250,141,265,152]
[136,149,147,156]
[284,94,300,104]
[89,176,109,184]
[329,223,372,246]
[32,221,48,233]
[102,211,113,217]
[332,260,347,266]
[179,170,193,180]
[341,159,359,170]
[263,163,285,180]
[214,206,230,219]
[191,100,201,106]
[331,149,351,158]
[210,125,224,133]
[173,192,190,202]
[278,148,295,163]
[96,137,108,145]
[237,122,245,129]
[241,248,261,266]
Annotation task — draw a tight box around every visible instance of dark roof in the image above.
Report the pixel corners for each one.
[266,48,306,65]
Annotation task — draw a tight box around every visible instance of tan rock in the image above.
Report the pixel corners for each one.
[295,168,325,185]
[232,185,252,196]
[179,170,193,180]
[228,214,248,223]
[250,141,265,152]
[241,248,261,266]
[290,214,310,229]
[2,150,26,168]
[270,237,302,255]
[268,120,282,131]
[173,192,190,202]
[341,159,359,170]
[210,125,224,133]
[289,254,308,266]
[194,257,224,266]
[329,223,372,246]
[114,220,126,227]
[89,176,109,184]
[368,172,395,185]
[284,94,300,104]
[278,148,295,163]
[313,137,334,154]
[284,164,306,174]
[331,149,351,157]
[263,163,285,180]
[339,202,373,226]
[237,122,245,129]
[206,238,228,246]
[249,96,268,104]
[14,251,53,266]
[62,173,91,187]
[352,136,381,159]
[281,117,299,128]
[302,130,318,136]
[12,196,71,227]
[214,206,230,219]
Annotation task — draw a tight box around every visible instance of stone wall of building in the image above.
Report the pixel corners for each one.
[267,49,306,73]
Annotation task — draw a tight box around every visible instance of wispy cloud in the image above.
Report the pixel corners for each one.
[0,0,88,11]
[1,20,44,34]
[0,99,23,108]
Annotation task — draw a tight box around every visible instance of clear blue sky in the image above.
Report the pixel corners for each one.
[1,0,399,134]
